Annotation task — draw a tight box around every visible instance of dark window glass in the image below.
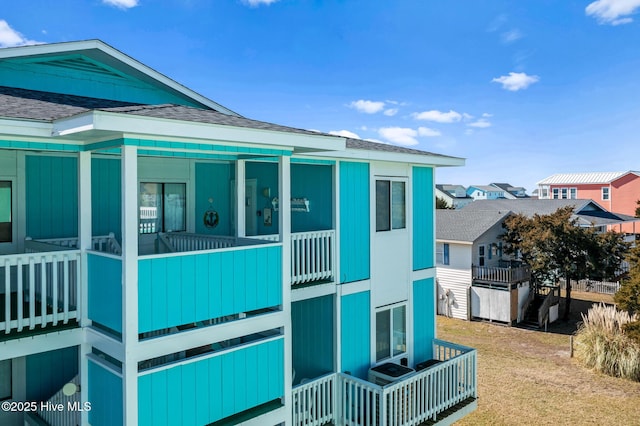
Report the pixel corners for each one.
[376,180,391,231]
[0,181,11,243]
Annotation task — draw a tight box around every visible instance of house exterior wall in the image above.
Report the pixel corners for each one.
[436,243,472,320]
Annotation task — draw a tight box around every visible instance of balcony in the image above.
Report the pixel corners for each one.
[292,340,477,426]
[472,265,530,285]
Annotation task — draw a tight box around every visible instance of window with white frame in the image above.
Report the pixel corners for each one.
[570,188,577,199]
[552,188,559,199]
[436,242,450,265]
[0,181,11,243]
[561,188,568,199]
[602,187,610,201]
[376,179,406,232]
[376,305,406,362]
[540,187,549,199]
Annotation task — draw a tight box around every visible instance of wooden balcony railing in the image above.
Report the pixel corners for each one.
[472,265,530,284]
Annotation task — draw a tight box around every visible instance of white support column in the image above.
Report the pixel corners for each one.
[77,150,92,426]
[121,144,139,425]
[278,155,292,425]
[236,160,246,238]
[333,162,341,373]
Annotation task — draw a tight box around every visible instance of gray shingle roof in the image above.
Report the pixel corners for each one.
[0,85,463,159]
[436,210,511,242]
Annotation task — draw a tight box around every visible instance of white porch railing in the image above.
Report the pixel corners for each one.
[291,230,335,286]
[292,373,337,426]
[297,340,477,426]
[25,233,122,255]
[159,232,239,252]
[1,250,80,334]
[472,265,530,284]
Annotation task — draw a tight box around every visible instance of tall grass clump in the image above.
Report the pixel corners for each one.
[574,303,640,381]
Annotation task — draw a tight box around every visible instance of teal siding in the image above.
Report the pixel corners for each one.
[413,278,436,361]
[339,162,370,283]
[88,361,123,426]
[246,162,279,235]
[88,253,122,334]
[291,164,333,233]
[292,295,334,384]
[92,158,122,241]
[25,155,78,239]
[195,162,234,235]
[340,291,370,379]
[0,58,202,108]
[138,245,282,333]
[138,338,284,426]
[413,167,435,270]
[25,347,78,402]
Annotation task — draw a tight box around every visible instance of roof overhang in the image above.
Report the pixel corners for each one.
[309,147,465,167]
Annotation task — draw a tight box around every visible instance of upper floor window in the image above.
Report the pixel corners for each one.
[478,245,485,266]
[376,304,406,362]
[602,187,610,201]
[552,188,559,199]
[0,181,11,243]
[540,187,549,198]
[570,188,577,199]
[376,179,406,232]
[561,188,568,199]
[139,183,186,234]
[436,242,450,265]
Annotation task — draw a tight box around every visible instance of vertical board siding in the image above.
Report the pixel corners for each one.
[92,157,122,241]
[195,162,233,235]
[413,166,435,270]
[340,291,371,379]
[292,295,334,383]
[88,253,122,334]
[339,162,370,283]
[138,339,284,426]
[413,278,436,361]
[25,155,78,239]
[138,245,282,333]
[291,164,333,233]
[25,346,78,402]
[88,361,123,426]
[0,60,202,108]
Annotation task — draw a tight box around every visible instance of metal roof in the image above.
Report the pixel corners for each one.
[537,171,640,185]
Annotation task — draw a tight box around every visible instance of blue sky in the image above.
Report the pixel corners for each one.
[2,0,640,193]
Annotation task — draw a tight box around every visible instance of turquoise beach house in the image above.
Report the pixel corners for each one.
[0,40,477,425]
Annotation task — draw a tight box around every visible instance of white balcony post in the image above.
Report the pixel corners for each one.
[236,159,246,238]
[121,144,139,425]
[278,155,292,424]
[77,150,92,426]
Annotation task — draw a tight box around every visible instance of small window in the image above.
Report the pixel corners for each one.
[602,187,610,201]
[436,243,450,265]
[478,245,485,266]
[552,188,559,199]
[0,181,11,243]
[561,188,568,199]
[376,180,406,232]
[0,359,10,401]
[541,187,549,199]
[376,305,406,362]
[570,188,577,199]
[139,183,186,234]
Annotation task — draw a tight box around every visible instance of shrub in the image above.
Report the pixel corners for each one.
[574,303,640,381]
[622,321,640,345]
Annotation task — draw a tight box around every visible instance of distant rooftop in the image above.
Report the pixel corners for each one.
[537,171,640,185]
[436,210,511,242]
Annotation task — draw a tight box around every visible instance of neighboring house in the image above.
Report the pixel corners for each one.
[466,185,506,200]
[435,210,532,325]
[0,40,477,426]
[489,183,529,199]
[537,171,640,234]
[435,184,474,209]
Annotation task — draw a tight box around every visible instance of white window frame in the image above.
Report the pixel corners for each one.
[570,188,577,199]
[561,188,568,199]
[436,242,450,265]
[375,178,407,232]
[552,188,559,199]
[375,303,407,363]
[602,187,610,201]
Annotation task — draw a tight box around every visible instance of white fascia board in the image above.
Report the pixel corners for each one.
[0,40,240,116]
[0,328,84,361]
[52,111,345,152]
[436,238,473,245]
[85,327,125,362]
[309,148,465,167]
[0,118,54,139]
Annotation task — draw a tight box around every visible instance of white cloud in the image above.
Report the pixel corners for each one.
[412,109,462,123]
[349,100,386,114]
[242,0,280,5]
[465,129,475,136]
[501,29,523,43]
[467,119,492,128]
[329,130,360,139]
[102,0,139,9]
[418,127,442,137]
[586,0,640,25]
[0,20,39,47]
[462,112,474,121]
[383,108,398,117]
[378,127,419,146]
[492,72,539,91]
[482,112,493,118]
